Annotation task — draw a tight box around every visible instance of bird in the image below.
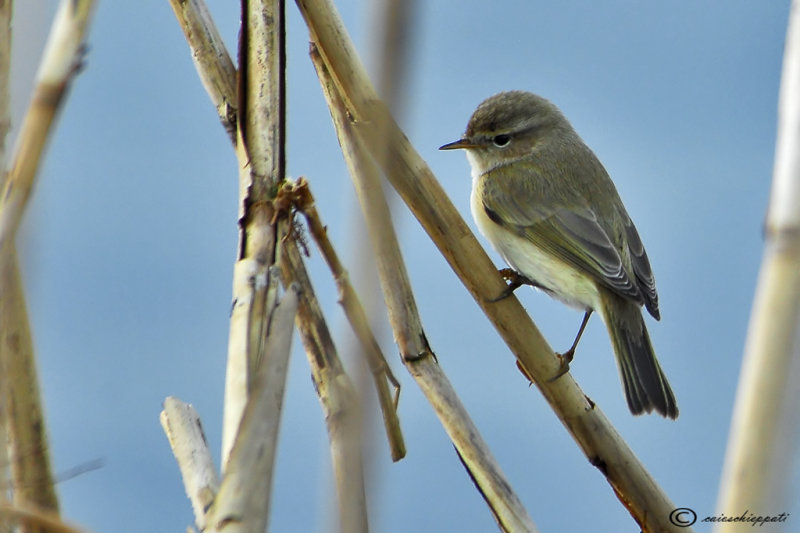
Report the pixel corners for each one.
[440,90,678,418]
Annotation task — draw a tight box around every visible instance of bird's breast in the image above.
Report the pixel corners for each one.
[469,172,601,312]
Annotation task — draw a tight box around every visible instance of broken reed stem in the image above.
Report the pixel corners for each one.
[169,0,403,468]
[277,226,369,533]
[310,46,538,533]
[291,178,406,462]
[160,398,220,531]
[167,1,294,529]
[161,250,292,532]
[296,1,684,531]
[167,0,237,143]
[206,284,298,533]
[168,2,372,530]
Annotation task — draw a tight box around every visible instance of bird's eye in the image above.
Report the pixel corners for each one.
[492,134,511,147]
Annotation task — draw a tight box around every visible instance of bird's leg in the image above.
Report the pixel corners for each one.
[561,310,592,363]
[517,310,594,384]
[489,268,539,302]
[548,310,593,381]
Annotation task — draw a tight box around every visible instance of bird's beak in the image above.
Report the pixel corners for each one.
[439,138,478,151]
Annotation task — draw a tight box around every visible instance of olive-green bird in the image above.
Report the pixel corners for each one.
[441,90,678,418]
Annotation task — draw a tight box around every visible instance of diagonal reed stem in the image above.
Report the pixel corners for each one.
[311,46,538,533]
[295,0,685,531]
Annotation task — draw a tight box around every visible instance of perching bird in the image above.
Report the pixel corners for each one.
[440,91,677,418]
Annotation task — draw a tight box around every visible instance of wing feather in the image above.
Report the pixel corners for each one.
[480,169,644,304]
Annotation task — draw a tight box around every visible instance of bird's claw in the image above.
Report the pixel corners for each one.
[517,352,572,384]
[489,268,537,302]
[548,352,572,382]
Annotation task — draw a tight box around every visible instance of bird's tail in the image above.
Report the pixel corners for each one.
[600,294,678,419]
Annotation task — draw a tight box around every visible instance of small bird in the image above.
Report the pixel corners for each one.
[440,91,677,418]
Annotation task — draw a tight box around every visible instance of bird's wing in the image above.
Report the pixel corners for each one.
[623,216,660,319]
[479,172,644,304]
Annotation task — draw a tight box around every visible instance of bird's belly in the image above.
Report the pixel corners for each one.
[470,185,600,312]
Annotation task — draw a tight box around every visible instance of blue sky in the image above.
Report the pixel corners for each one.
[13,1,795,531]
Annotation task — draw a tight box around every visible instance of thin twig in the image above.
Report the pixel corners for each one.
[295,1,685,531]
[290,177,406,461]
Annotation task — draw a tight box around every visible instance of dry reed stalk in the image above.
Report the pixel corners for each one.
[0,250,61,526]
[167,1,373,529]
[220,0,286,468]
[311,48,538,533]
[206,285,298,533]
[160,398,220,530]
[295,0,685,531]
[167,0,237,143]
[290,178,406,461]
[163,1,295,529]
[169,0,406,460]
[0,0,95,247]
[276,228,369,533]
[0,1,97,528]
[0,502,85,533]
[349,0,414,467]
[0,0,13,503]
[715,1,800,527]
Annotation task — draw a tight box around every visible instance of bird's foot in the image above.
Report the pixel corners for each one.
[489,268,538,302]
[548,350,573,382]
[516,353,571,385]
[548,310,590,381]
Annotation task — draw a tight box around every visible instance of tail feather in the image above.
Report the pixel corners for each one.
[601,295,678,419]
